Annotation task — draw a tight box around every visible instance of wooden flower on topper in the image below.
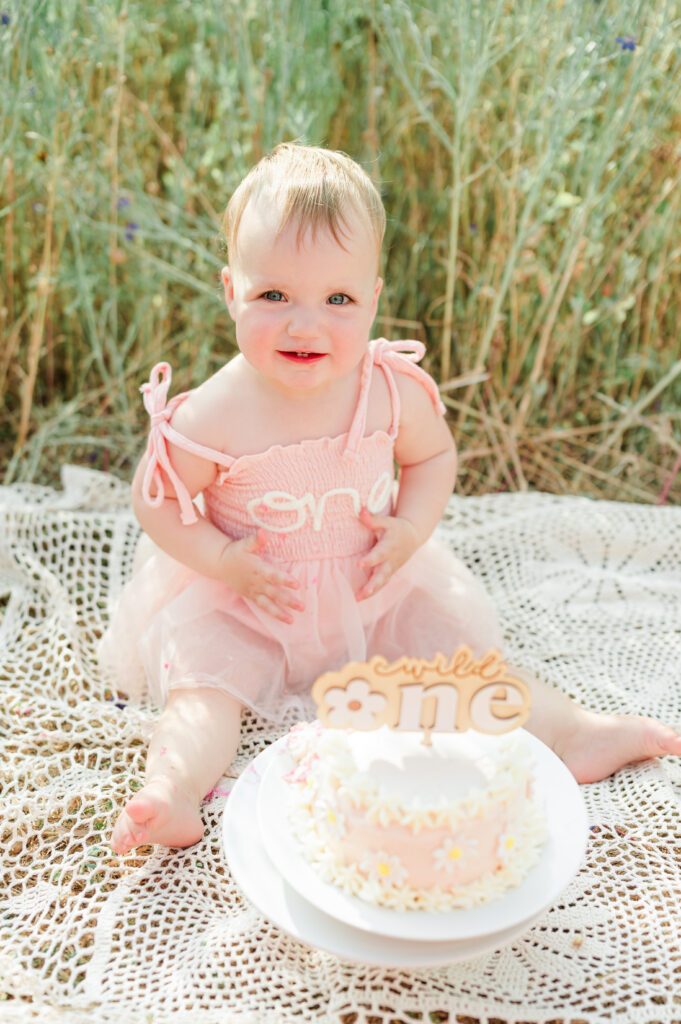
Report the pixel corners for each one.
[311,646,531,743]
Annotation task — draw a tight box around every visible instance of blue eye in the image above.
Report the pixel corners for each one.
[263,290,285,302]
[328,293,350,305]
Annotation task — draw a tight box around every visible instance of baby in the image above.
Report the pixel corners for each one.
[104,143,681,855]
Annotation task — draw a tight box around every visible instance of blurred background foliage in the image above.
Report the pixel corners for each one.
[1,0,680,501]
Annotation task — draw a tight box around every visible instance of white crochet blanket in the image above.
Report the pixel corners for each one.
[1,466,680,1024]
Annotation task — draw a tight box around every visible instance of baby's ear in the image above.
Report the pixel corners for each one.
[221,266,235,316]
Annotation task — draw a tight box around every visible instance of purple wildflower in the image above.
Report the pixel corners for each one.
[116,196,131,210]
[124,221,139,241]
[616,36,637,51]
[1,13,9,25]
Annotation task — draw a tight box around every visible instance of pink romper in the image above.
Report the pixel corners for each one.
[100,339,503,720]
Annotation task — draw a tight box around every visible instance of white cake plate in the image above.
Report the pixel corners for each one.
[222,740,579,967]
[256,730,588,943]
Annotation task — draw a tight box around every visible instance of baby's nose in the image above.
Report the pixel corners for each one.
[287,307,319,339]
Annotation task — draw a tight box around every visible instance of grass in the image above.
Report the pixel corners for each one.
[1,0,681,503]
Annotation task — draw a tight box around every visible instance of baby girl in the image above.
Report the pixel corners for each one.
[102,143,681,855]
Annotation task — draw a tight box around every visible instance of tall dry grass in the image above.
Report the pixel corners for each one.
[1,0,680,501]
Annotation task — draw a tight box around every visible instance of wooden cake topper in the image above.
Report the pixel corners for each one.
[311,646,531,744]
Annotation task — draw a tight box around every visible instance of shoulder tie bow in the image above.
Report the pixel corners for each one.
[371,338,446,415]
[139,362,199,526]
[346,339,445,454]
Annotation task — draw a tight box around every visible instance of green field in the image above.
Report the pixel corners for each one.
[2,0,680,501]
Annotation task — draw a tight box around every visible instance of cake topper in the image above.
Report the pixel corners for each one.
[311,646,531,744]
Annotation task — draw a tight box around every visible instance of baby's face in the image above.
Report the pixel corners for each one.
[221,197,383,397]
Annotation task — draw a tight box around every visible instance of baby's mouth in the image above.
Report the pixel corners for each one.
[279,351,325,362]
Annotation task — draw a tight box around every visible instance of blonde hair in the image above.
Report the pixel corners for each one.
[223,143,386,262]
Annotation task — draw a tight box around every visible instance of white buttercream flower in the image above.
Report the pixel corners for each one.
[324,678,387,729]
[497,830,517,863]
[433,836,479,874]
[315,801,347,840]
[359,850,409,889]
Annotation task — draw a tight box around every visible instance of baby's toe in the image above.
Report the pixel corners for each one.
[653,724,681,757]
[111,809,149,854]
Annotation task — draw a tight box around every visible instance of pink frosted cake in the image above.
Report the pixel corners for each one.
[284,722,545,911]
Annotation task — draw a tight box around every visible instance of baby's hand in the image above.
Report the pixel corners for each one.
[355,509,421,601]
[217,530,304,624]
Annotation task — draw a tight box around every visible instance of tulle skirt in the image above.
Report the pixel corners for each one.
[99,534,503,722]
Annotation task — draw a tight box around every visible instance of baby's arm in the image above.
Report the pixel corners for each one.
[357,375,456,599]
[131,396,302,623]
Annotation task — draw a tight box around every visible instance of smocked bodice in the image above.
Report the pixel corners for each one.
[139,339,444,563]
[203,430,395,560]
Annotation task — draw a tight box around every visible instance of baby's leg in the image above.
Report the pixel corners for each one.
[111,688,242,854]
[515,668,681,783]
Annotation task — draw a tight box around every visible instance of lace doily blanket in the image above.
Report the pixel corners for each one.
[1,466,680,1024]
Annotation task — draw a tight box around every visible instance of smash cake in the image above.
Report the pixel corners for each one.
[282,721,546,911]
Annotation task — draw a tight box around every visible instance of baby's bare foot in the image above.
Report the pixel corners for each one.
[556,710,681,784]
[110,776,204,854]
